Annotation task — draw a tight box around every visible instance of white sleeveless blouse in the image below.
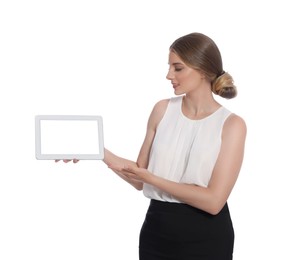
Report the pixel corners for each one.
[143,96,232,203]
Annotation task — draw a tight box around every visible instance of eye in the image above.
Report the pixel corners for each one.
[175,67,183,72]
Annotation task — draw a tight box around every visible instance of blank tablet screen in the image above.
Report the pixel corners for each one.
[35,115,104,160]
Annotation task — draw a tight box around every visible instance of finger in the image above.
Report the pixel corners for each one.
[73,159,79,163]
[63,159,72,163]
[123,164,131,170]
[55,159,60,163]
[122,165,137,174]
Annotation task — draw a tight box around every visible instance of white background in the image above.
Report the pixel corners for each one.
[1,0,284,259]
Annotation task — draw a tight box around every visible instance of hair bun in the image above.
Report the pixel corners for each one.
[212,72,237,99]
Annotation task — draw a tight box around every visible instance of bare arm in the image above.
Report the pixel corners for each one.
[116,114,247,215]
[103,148,143,190]
[105,99,169,190]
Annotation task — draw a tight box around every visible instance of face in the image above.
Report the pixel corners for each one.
[166,51,204,96]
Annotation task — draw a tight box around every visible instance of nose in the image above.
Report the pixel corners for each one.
[166,69,173,80]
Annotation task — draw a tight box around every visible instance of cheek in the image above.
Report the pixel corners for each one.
[177,72,190,83]
[179,73,194,86]
[180,73,202,89]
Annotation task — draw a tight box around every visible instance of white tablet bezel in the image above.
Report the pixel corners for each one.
[35,115,104,160]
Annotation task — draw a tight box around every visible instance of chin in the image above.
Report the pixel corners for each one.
[174,90,184,96]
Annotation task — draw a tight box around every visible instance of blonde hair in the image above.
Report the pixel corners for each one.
[212,71,237,99]
[170,32,237,99]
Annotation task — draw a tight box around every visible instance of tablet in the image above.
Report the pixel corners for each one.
[35,115,104,160]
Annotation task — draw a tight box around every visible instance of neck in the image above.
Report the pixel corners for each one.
[182,94,220,119]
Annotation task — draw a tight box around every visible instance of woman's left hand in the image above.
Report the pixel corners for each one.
[109,164,152,183]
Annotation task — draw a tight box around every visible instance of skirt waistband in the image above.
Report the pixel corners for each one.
[149,199,229,216]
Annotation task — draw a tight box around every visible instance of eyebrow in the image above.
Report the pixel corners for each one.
[168,62,184,66]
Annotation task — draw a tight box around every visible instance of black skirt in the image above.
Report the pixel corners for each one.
[139,200,234,260]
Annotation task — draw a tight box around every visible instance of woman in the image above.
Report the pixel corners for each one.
[64,32,246,259]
